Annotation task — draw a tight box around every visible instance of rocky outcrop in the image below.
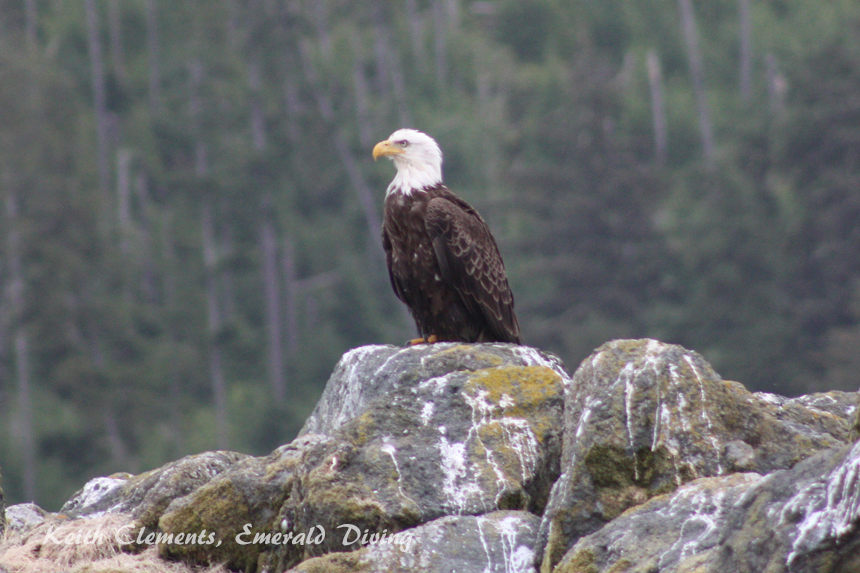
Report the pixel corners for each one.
[537,339,855,571]
[0,339,858,573]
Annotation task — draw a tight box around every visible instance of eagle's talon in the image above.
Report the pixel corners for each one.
[406,334,438,346]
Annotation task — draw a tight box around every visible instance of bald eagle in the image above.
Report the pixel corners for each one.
[373,129,521,344]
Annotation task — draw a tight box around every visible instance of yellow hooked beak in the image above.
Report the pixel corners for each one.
[372,140,405,161]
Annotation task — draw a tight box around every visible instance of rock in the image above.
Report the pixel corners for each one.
[264,343,567,570]
[538,339,854,572]
[555,472,761,573]
[301,343,569,437]
[157,433,327,571]
[0,466,4,537]
[853,399,860,441]
[61,451,248,526]
[753,391,858,444]
[556,440,860,573]
[1,339,856,573]
[159,343,566,572]
[4,503,47,536]
[285,510,540,573]
[718,443,860,573]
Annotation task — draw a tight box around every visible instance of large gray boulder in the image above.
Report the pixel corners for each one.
[152,343,567,571]
[538,339,855,572]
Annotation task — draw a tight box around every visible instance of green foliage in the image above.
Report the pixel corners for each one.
[0,0,859,510]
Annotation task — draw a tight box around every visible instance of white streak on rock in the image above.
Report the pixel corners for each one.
[437,434,484,514]
[381,438,419,508]
[576,397,599,439]
[475,517,493,572]
[656,476,759,569]
[421,401,435,425]
[684,355,724,475]
[782,442,860,565]
[373,346,413,377]
[621,362,637,447]
[497,514,535,573]
[463,387,540,499]
[418,375,450,395]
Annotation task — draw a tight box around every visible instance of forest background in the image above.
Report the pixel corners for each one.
[1,0,859,510]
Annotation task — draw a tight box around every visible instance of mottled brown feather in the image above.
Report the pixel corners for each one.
[382,184,520,344]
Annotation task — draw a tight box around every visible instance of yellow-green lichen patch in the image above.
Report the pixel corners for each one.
[302,479,383,522]
[347,411,379,447]
[541,510,580,573]
[288,549,371,573]
[346,402,418,448]
[853,404,860,442]
[470,366,561,409]
[555,546,599,573]
[157,478,257,569]
[465,365,563,443]
[605,558,635,573]
[582,443,687,520]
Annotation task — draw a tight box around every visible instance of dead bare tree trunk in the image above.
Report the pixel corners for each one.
[84,0,112,201]
[134,172,159,304]
[351,31,373,148]
[146,0,162,113]
[5,190,36,502]
[14,1,39,503]
[765,53,786,114]
[646,50,668,165]
[245,45,287,402]
[24,0,37,48]
[190,57,228,450]
[103,407,129,469]
[107,0,127,88]
[158,209,186,456]
[738,0,752,103]
[201,196,228,450]
[311,0,332,60]
[677,0,715,166]
[116,149,134,310]
[261,205,285,402]
[433,1,448,86]
[248,61,267,151]
[370,8,411,127]
[116,149,133,253]
[405,0,426,67]
[282,60,302,146]
[299,41,411,330]
[299,42,384,258]
[281,236,299,358]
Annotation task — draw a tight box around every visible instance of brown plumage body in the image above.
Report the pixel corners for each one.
[374,129,520,344]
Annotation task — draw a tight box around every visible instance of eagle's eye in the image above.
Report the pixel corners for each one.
[397,140,409,147]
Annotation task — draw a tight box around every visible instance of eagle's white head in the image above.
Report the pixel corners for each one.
[372,128,443,196]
